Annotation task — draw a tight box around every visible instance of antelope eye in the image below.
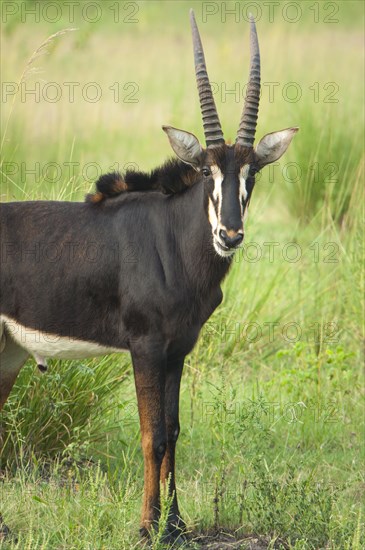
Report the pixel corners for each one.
[202,167,211,177]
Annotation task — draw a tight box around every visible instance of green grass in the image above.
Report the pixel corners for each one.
[1,1,364,548]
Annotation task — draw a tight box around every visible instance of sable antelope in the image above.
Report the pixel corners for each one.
[0,10,298,541]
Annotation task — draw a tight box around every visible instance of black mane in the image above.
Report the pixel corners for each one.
[86,159,198,204]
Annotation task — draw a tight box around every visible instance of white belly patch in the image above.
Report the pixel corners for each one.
[0,315,127,367]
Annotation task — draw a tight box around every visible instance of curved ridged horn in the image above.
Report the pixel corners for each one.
[236,15,261,148]
[190,9,224,147]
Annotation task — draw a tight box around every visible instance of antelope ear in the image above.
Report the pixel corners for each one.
[255,127,299,168]
[162,125,204,168]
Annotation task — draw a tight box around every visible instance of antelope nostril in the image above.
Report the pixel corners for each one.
[219,229,227,241]
[219,230,243,248]
[233,233,243,246]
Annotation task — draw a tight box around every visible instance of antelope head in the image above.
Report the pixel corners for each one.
[163,10,298,258]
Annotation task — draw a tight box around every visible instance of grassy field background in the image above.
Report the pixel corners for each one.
[0,1,364,548]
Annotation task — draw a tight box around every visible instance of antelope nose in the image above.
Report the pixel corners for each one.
[219,229,243,248]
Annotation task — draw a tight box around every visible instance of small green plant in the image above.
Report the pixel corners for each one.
[240,461,334,547]
[0,355,129,470]
[149,475,175,550]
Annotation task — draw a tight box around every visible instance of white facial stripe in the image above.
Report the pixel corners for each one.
[240,165,250,203]
[240,175,248,202]
[208,164,248,258]
[208,197,218,232]
[211,164,223,203]
[209,166,233,258]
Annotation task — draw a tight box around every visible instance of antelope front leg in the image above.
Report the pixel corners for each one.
[131,345,167,538]
[160,356,185,535]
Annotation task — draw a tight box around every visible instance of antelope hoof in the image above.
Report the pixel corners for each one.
[162,530,188,547]
[167,514,186,535]
[139,517,187,546]
[139,526,150,540]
